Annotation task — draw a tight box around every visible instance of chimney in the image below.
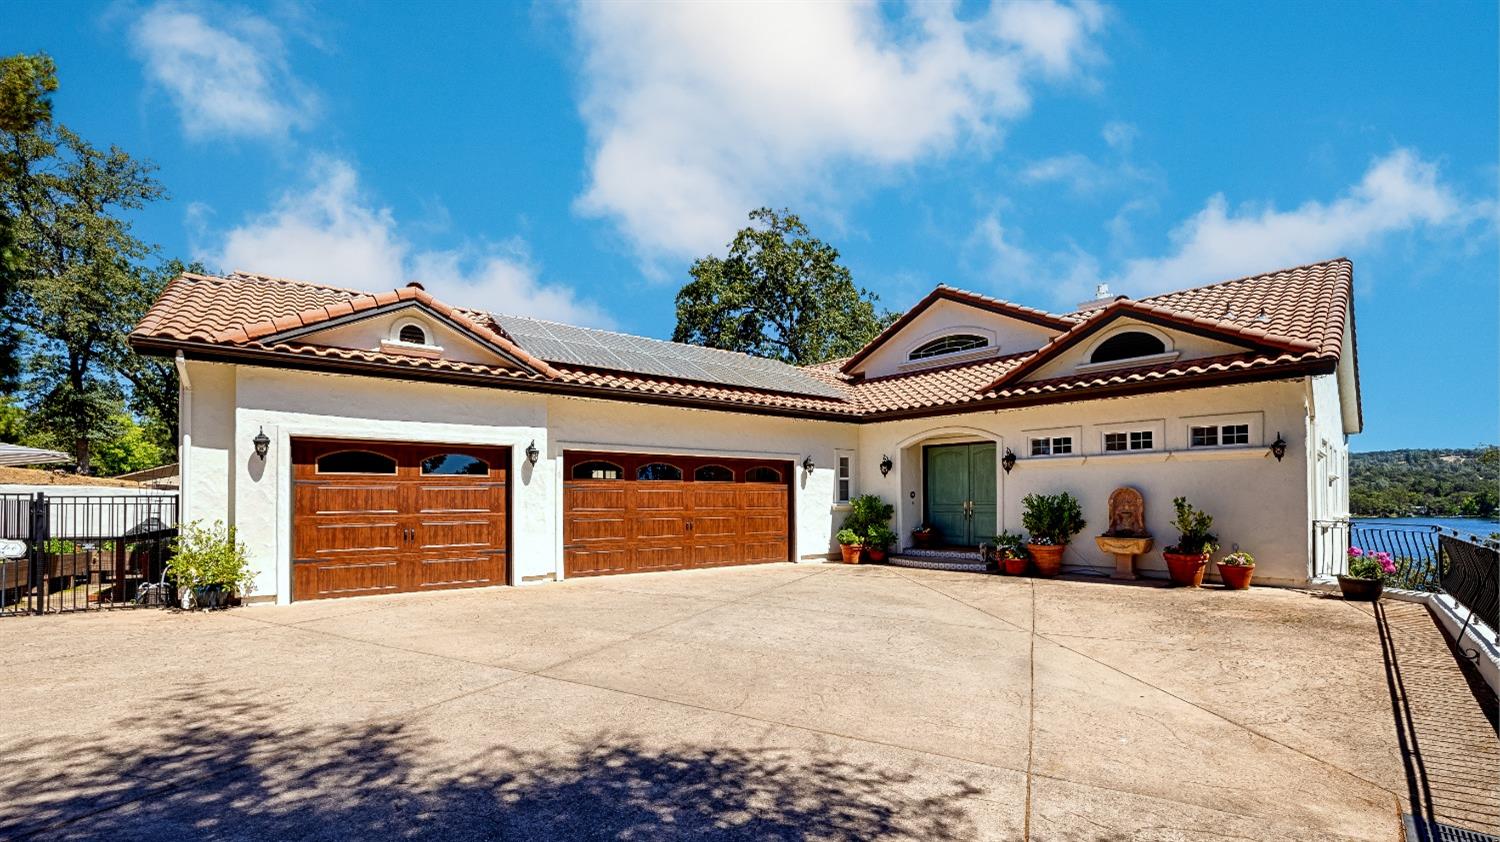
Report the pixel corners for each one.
[1076,283,1118,312]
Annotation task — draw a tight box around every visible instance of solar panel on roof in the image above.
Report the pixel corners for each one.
[491,314,844,399]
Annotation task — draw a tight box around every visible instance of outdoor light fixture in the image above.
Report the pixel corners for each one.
[1269,434,1287,462]
[879,454,893,476]
[252,427,270,461]
[802,455,815,475]
[1001,447,1017,474]
[525,440,540,465]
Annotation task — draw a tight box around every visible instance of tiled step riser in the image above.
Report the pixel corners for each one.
[886,555,990,573]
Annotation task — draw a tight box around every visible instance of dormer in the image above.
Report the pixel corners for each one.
[983,300,1320,392]
[841,287,1073,380]
[223,282,558,377]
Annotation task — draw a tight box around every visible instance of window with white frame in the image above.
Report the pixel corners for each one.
[1029,436,1074,457]
[1103,430,1154,452]
[1189,423,1251,448]
[836,452,853,503]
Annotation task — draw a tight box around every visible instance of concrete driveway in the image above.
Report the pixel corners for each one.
[0,563,1433,840]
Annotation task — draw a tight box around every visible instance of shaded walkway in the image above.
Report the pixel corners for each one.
[1375,600,1500,838]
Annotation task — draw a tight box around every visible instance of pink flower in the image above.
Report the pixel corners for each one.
[1379,558,1397,574]
[1348,547,1364,557]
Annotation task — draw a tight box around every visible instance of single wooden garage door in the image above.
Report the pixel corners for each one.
[292,439,509,600]
[564,451,792,578]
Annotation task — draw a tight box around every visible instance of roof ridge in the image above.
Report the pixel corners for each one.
[224,269,372,296]
[1137,256,1351,303]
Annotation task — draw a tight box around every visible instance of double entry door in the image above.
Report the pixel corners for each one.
[923,442,997,547]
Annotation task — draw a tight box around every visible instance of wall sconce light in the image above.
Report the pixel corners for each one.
[1001,447,1017,474]
[525,440,540,465]
[252,427,270,461]
[802,455,815,475]
[1269,434,1287,462]
[879,454,893,476]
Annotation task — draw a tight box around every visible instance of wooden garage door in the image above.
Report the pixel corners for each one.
[564,451,792,578]
[292,439,509,600]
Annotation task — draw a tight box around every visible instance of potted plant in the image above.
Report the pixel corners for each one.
[836,528,864,564]
[168,520,255,610]
[993,530,1030,576]
[1163,497,1217,587]
[865,524,896,562]
[840,492,894,558]
[1338,546,1394,601]
[1022,492,1086,578]
[1217,550,1255,590]
[910,523,936,549]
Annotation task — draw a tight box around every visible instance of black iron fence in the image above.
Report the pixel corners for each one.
[0,492,178,617]
[1313,517,1500,625]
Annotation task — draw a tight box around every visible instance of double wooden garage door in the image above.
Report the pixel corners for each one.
[292,439,509,600]
[564,451,793,578]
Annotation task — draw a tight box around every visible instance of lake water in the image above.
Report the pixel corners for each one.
[1354,516,1500,539]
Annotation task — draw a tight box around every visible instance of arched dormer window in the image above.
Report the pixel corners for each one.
[908,334,988,361]
[1089,331,1166,364]
[399,324,427,345]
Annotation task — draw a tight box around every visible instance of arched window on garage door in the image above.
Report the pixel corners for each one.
[421,453,489,475]
[637,462,683,481]
[316,450,397,474]
[745,466,782,483]
[694,464,734,482]
[572,460,623,480]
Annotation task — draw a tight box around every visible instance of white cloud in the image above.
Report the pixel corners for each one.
[1101,120,1136,151]
[1113,149,1471,294]
[198,158,612,327]
[970,148,1486,305]
[128,1,317,139]
[572,0,1107,265]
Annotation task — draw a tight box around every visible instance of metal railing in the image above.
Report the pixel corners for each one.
[0,492,178,617]
[1311,519,1486,592]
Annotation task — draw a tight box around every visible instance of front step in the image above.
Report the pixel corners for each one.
[886,549,989,572]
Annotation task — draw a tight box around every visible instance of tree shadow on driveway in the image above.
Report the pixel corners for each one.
[0,684,982,840]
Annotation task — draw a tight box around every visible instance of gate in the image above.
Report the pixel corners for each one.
[0,492,178,616]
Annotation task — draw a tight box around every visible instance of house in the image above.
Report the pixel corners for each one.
[128,257,1359,603]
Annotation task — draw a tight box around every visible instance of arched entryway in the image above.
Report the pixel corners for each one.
[893,427,1003,551]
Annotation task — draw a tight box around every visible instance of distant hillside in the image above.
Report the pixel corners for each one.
[1350,447,1497,518]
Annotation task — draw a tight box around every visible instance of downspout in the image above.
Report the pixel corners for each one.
[175,352,191,525]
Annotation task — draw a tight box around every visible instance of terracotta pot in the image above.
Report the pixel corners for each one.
[1163,552,1209,587]
[1003,555,1029,576]
[1027,543,1065,578]
[1337,575,1383,601]
[839,544,863,564]
[867,547,888,563]
[1216,562,1254,590]
[912,530,935,549]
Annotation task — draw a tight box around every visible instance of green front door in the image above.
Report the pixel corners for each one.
[923,443,998,547]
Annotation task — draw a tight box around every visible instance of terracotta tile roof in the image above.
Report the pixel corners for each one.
[130,258,1355,421]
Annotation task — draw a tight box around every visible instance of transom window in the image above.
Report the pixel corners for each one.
[746,466,782,483]
[316,450,397,474]
[398,324,428,345]
[637,462,683,481]
[836,455,852,503]
[1190,424,1251,448]
[1029,436,1074,457]
[421,453,488,475]
[1104,431,1154,452]
[1090,331,1166,364]
[909,334,988,361]
[694,464,734,482]
[572,460,622,480]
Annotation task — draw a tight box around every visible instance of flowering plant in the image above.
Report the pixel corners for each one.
[1346,546,1396,580]
[1221,551,1255,567]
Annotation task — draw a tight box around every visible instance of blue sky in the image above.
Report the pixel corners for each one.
[7,1,1496,451]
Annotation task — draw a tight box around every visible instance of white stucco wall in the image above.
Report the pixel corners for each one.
[858,378,1320,585]
[179,357,1346,601]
